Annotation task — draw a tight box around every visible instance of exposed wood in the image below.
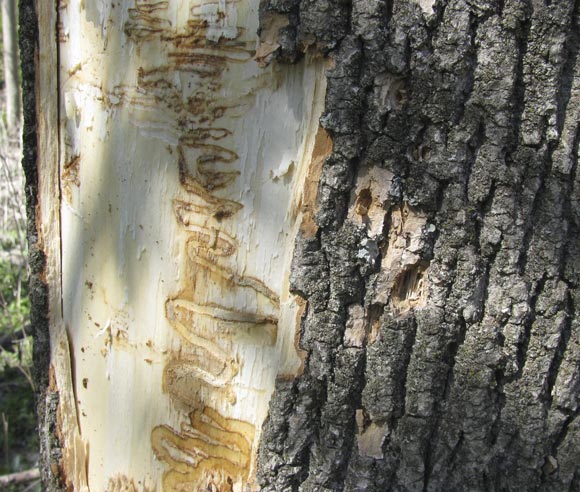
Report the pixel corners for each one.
[35,0,327,490]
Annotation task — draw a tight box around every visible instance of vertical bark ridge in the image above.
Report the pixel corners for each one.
[554,0,580,134]
[495,1,579,484]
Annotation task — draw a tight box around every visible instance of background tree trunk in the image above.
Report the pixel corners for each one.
[22,0,580,491]
[0,467,40,487]
[3,0,20,134]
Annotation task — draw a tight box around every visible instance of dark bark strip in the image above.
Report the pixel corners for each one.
[258,0,580,490]
[20,2,63,492]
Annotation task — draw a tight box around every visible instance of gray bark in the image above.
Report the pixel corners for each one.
[257,0,580,491]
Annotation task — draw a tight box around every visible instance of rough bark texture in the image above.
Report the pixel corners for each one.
[258,0,580,491]
[20,0,60,490]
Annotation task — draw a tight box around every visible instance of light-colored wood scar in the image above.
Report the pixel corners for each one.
[187,252,279,309]
[173,200,238,256]
[152,407,255,492]
[62,154,80,203]
[163,356,239,406]
[177,145,243,220]
[166,299,278,347]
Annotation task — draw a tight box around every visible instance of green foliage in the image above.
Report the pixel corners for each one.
[0,250,29,331]
[0,5,36,488]
[3,483,41,492]
[0,365,37,467]
[0,252,37,486]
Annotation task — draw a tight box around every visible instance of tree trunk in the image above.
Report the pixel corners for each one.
[3,0,20,133]
[22,0,580,491]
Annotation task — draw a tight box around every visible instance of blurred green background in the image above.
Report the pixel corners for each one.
[0,1,40,490]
